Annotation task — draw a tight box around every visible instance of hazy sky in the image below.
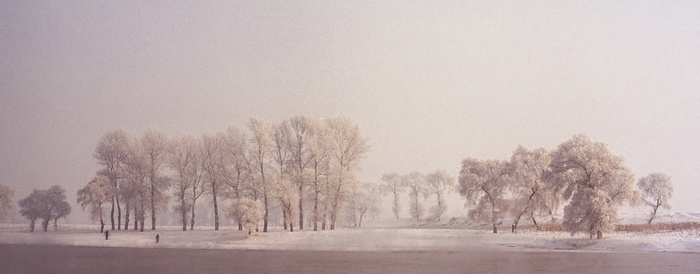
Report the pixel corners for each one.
[1,1,699,221]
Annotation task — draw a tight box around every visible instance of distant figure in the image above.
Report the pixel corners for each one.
[155,233,160,244]
[105,230,109,240]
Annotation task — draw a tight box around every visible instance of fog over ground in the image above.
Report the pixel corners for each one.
[1,1,699,223]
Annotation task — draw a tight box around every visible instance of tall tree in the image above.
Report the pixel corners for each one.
[307,121,330,231]
[122,136,149,231]
[287,116,315,230]
[248,117,275,232]
[380,173,404,220]
[508,145,558,231]
[271,120,292,230]
[425,170,455,222]
[549,134,639,239]
[201,132,226,231]
[93,129,131,230]
[167,134,199,231]
[403,172,426,222]
[0,184,13,220]
[222,126,250,231]
[141,128,169,230]
[324,116,370,230]
[77,175,115,233]
[458,158,511,233]
[637,173,673,224]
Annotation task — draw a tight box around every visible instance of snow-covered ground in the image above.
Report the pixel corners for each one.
[1,211,698,253]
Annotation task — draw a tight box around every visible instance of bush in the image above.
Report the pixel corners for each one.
[615,222,700,233]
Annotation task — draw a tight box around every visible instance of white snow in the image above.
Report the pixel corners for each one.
[1,211,698,253]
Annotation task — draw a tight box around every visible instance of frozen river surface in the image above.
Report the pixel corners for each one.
[2,244,699,273]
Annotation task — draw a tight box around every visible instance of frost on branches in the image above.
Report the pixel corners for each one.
[228,198,264,236]
[637,173,673,224]
[550,135,640,239]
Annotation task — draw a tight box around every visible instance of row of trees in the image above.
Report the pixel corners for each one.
[458,134,673,239]
[380,170,456,222]
[78,115,370,233]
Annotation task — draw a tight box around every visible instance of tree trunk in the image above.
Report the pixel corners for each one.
[596,230,603,239]
[53,218,58,231]
[648,205,659,224]
[124,202,130,230]
[191,192,196,231]
[29,218,36,232]
[283,210,288,230]
[42,218,49,232]
[299,188,304,230]
[492,223,498,234]
[290,222,294,232]
[181,202,187,231]
[100,219,105,233]
[110,198,116,230]
[263,195,269,232]
[151,179,156,230]
[212,182,219,231]
[238,222,243,231]
[116,196,122,230]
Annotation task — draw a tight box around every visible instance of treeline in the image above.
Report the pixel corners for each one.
[456,134,673,239]
[380,170,456,222]
[77,115,370,234]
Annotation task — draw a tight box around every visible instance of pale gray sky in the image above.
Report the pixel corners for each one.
[1,1,699,222]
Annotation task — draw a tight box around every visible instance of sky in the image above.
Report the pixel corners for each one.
[1,1,699,222]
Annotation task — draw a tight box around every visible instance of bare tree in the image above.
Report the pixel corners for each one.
[19,189,43,232]
[637,173,672,224]
[93,129,131,230]
[0,184,13,220]
[549,134,639,239]
[307,121,330,231]
[458,158,510,233]
[380,173,404,220]
[77,175,115,232]
[425,170,455,222]
[271,120,292,230]
[403,172,426,222]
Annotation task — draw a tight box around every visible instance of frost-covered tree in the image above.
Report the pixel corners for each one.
[221,126,250,231]
[307,121,330,231]
[77,175,115,233]
[248,117,276,232]
[550,134,639,239]
[324,116,370,230]
[637,173,672,224]
[122,136,149,231]
[167,134,200,231]
[425,170,455,222]
[0,184,13,220]
[403,172,426,222]
[286,116,316,230]
[271,120,292,230]
[458,158,510,233]
[228,198,264,236]
[508,145,558,231]
[93,129,131,230]
[273,173,299,232]
[347,183,381,227]
[201,132,226,231]
[140,128,169,230]
[380,173,404,220]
